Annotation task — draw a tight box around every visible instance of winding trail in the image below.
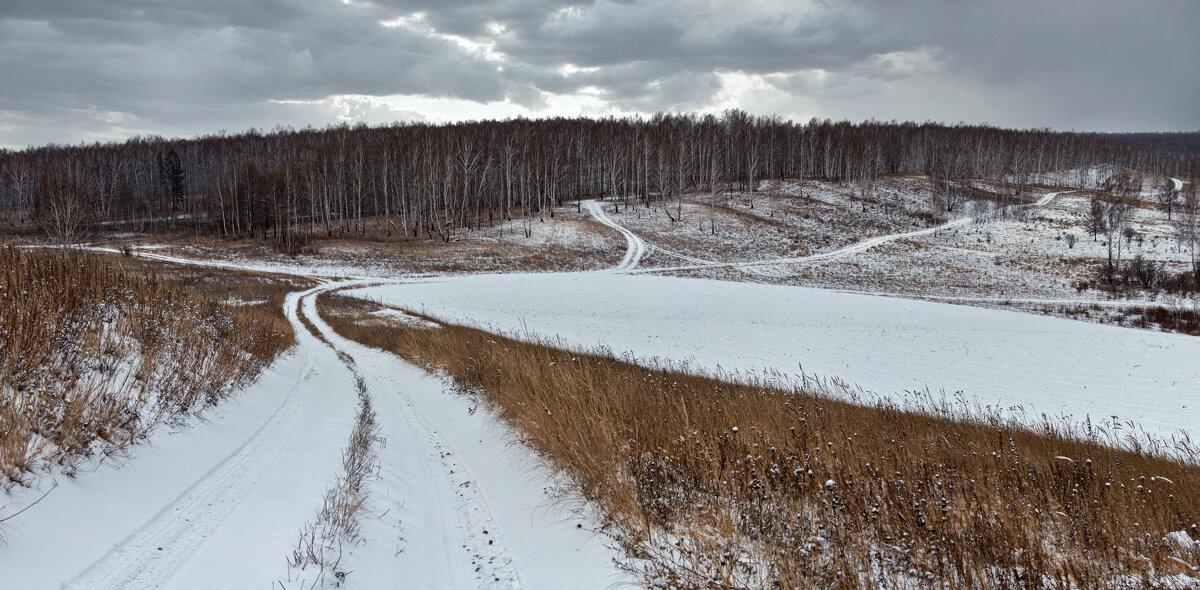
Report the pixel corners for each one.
[581,192,1068,275]
[298,283,526,589]
[3,274,625,588]
[583,199,646,270]
[581,191,1193,313]
[8,181,1188,587]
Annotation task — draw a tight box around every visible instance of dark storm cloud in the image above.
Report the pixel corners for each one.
[0,0,1196,147]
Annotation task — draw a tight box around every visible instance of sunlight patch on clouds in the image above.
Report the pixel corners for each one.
[559,63,603,76]
[269,94,426,125]
[374,90,635,124]
[380,13,506,64]
[856,47,941,80]
[706,71,816,122]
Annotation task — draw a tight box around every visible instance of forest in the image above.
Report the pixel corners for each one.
[1,111,1196,251]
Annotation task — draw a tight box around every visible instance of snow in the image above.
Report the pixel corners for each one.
[631,208,974,274]
[1,283,630,589]
[585,178,1195,316]
[349,272,1200,442]
[10,171,1194,587]
[302,286,627,590]
[1165,530,1197,555]
[0,290,360,589]
[368,307,443,329]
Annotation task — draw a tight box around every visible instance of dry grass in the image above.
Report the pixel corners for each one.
[1018,302,1200,337]
[287,296,382,586]
[0,246,293,489]
[100,212,617,276]
[102,251,312,317]
[289,374,381,585]
[320,293,1200,589]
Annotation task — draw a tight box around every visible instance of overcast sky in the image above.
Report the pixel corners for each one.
[1,0,1197,149]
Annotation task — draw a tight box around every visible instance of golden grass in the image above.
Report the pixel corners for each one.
[101,251,312,317]
[0,247,293,488]
[319,293,1200,589]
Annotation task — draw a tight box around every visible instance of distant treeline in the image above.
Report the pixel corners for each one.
[1102,132,1200,159]
[2,112,1195,249]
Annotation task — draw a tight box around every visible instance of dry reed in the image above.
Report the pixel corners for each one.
[319,294,1200,589]
[0,246,292,489]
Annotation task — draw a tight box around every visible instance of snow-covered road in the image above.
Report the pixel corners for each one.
[7,180,1194,587]
[583,199,646,270]
[352,190,1198,445]
[0,282,626,589]
[1,288,360,588]
[617,191,1067,274]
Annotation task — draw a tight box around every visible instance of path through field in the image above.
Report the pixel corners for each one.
[583,199,646,270]
[620,192,1065,274]
[0,281,625,589]
[7,183,1197,587]
[351,190,1198,442]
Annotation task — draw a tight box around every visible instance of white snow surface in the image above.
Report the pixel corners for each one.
[0,284,628,589]
[350,272,1200,441]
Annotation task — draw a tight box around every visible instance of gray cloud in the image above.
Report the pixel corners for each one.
[1,0,1197,147]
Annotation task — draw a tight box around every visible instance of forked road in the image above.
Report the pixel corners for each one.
[583,191,1187,310]
[1,278,624,589]
[6,185,1173,587]
[589,191,1067,274]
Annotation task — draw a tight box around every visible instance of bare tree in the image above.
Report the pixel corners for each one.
[1155,180,1179,221]
[1088,197,1106,241]
[1,115,1190,253]
[1177,181,1200,287]
[38,175,91,245]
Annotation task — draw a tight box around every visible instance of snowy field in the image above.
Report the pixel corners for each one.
[7,169,1193,588]
[350,272,1200,441]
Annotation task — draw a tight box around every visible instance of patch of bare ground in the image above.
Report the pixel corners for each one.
[318,293,1200,590]
[99,210,623,275]
[991,302,1200,336]
[0,247,294,490]
[97,250,314,317]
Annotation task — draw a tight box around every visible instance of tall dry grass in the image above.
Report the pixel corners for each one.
[320,294,1200,589]
[0,247,292,488]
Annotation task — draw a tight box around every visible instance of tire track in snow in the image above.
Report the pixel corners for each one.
[64,292,320,590]
[301,287,526,589]
[57,256,532,587]
[628,191,1068,274]
[372,370,527,589]
[630,214,974,274]
[583,199,646,270]
[581,199,781,277]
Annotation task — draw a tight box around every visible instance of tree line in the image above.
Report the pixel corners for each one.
[1,111,1195,250]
